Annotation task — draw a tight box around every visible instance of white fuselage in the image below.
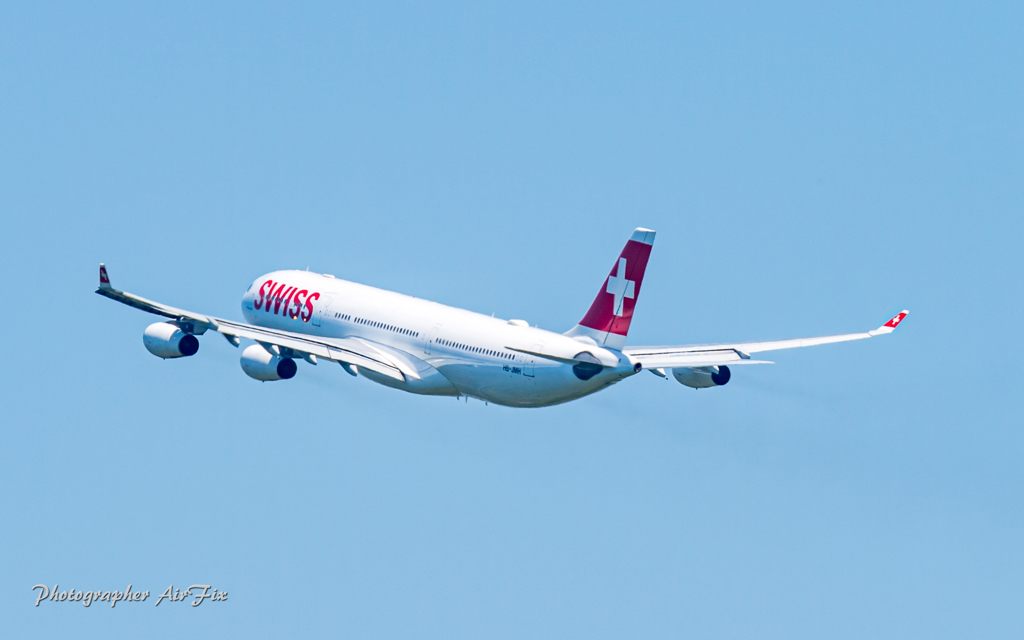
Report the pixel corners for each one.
[240,271,639,407]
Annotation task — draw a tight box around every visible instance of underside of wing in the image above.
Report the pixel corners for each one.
[626,348,773,369]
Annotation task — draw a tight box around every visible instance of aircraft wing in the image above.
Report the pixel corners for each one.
[625,311,908,370]
[95,264,410,381]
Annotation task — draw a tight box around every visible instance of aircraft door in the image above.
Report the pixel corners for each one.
[425,324,441,355]
[312,296,333,327]
[523,343,542,377]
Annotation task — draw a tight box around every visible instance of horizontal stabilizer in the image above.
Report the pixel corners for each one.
[505,346,611,367]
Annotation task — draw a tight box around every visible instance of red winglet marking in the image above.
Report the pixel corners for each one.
[884,311,907,328]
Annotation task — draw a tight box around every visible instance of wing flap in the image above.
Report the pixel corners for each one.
[200,319,408,382]
[634,349,774,369]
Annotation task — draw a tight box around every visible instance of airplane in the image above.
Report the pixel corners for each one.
[96,228,908,408]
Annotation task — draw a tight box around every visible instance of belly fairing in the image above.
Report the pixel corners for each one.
[436,360,635,408]
[357,344,460,397]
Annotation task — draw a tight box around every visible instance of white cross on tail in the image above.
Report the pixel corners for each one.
[606,258,635,316]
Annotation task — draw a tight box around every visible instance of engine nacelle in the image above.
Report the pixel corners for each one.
[673,365,731,389]
[143,322,200,359]
[240,344,298,381]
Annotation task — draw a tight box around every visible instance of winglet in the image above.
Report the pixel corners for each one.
[99,263,112,290]
[869,310,909,336]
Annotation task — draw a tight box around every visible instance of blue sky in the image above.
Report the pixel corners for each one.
[1,1,1021,637]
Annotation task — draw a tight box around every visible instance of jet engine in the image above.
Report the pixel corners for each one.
[571,351,604,381]
[240,344,298,381]
[673,365,731,389]
[143,322,199,359]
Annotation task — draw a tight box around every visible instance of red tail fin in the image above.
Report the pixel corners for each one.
[99,263,112,289]
[566,228,655,349]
